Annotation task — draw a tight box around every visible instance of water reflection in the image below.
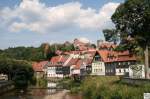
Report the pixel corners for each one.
[0,89,82,99]
[47,89,57,94]
[0,81,82,99]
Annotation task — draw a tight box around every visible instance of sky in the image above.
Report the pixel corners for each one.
[0,0,124,49]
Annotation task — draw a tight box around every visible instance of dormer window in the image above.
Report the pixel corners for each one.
[95,55,100,61]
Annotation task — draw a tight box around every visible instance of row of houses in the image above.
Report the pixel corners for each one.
[33,44,145,79]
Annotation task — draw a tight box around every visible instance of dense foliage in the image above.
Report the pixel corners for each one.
[0,43,75,61]
[112,0,150,48]
[0,58,35,89]
[103,0,150,51]
[103,29,119,44]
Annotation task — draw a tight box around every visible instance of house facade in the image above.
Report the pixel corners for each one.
[115,51,136,76]
[91,50,136,76]
[32,61,48,79]
[47,65,64,78]
[47,55,68,78]
[105,62,116,76]
[91,51,105,75]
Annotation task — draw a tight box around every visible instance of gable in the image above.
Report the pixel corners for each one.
[93,51,102,61]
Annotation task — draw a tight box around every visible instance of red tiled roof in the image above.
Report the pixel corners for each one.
[97,50,136,63]
[97,50,109,61]
[84,58,93,65]
[32,61,48,72]
[65,58,79,66]
[49,55,68,66]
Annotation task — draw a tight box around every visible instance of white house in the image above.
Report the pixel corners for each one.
[47,55,68,78]
[91,50,137,76]
[91,51,106,75]
[47,66,64,78]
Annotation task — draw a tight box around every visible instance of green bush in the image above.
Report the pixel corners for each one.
[37,78,47,87]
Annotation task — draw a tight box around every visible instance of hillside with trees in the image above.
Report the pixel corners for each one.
[0,43,75,61]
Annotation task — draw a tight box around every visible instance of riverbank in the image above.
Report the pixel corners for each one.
[63,76,150,99]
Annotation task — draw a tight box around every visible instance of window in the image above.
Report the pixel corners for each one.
[119,69,121,73]
[95,55,100,61]
[110,69,113,73]
[124,69,126,72]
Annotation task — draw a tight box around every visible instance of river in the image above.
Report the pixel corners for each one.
[0,82,82,99]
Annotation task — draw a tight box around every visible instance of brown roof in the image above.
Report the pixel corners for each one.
[49,55,68,66]
[97,50,136,63]
[65,58,79,66]
[32,61,48,72]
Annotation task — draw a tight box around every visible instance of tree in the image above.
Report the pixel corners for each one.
[91,44,96,49]
[0,58,34,89]
[40,43,51,59]
[106,0,150,78]
[103,29,119,44]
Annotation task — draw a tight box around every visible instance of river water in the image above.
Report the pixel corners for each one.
[0,82,82,99]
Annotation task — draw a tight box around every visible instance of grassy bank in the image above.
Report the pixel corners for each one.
[80,76,150,99]
[60,76,150,99]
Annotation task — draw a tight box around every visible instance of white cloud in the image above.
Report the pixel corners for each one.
[0,0,120,33]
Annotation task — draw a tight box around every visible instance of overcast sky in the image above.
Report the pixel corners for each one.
[0,0,124,49]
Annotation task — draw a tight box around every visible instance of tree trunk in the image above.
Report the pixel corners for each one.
[144,45,149,79]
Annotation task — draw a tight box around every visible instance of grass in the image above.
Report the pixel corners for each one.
[80,76,150,99]
[58,76,150,99]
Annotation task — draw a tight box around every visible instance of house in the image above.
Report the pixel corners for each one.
[72,59,82,75]
[91,51,107,75]
[32,61,48,79]
[63,57,79,77]
[115,51,136,76]
[47,55,68,78]
[91,50,136,76]
[47,54,79,78]
[67,50,95,76]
